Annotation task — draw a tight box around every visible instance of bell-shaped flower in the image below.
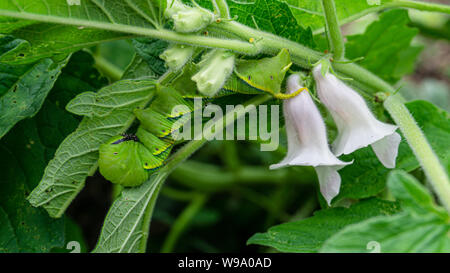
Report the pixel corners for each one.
[165,0,214,33]
[192,49,235,97]
[270,74,351,205]
[313,64,401,168]
[160,44,195,71]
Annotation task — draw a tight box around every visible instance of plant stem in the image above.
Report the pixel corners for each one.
[409,21,450,41]
[384,95,450,213]
[211,21,392,93]
[161,187,200,201]
[93,54,124,82]
[170,160,292,192]
[0,10,260,55]
[321,0,345,60]
[163,95,271,171]
[221,141,241,171]
[212,0,231,19]
[391,0,450,14]
[161,194,207,253]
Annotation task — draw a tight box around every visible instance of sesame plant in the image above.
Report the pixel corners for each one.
[0,0,449,253]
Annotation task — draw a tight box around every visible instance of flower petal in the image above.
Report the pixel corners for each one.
[371,132,401,169]
[315,166,342,205]
[312,65,398,157]
[270,74,350,169]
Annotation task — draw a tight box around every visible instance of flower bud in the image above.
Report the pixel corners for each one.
[313,64,401,168]
[165,0,214,33]
[160,44,195,71]
[270,74,351,205]
[191,50,235,97]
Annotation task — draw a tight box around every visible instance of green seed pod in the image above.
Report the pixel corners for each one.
[98,135,149,187]
[151,86,194,118]
[160,44,195,71]
[192,50,235,97]
[136,127,173,155]
[134,108,175,138]
[165,0,214,33]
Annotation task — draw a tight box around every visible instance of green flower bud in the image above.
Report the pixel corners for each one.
[191,50,235,97]
[165,0,214,33]
[160,44,195,71]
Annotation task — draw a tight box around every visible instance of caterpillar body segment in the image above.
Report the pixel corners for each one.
[151,86,195,118]
[136,127,174,156]
[98,136,149,187]
[138,144,171,171]
[134,108,175,138]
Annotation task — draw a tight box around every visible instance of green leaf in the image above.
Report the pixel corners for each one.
[406,100,450,172]
[321,212,450,253]
[0,23,129,64]
[93,172,166,253]
[0,36,68,138]
[337,141,415,200]
[321,171,450,253]
[0,0,164,36]
[28,79,156,218]
[336,100,450,201]
[122,54,157,80]
[387,171,446,216]
[0,17,35,33]
[132,38,168,77]
[285,0,394,32]
[0,142,66,252]
[196,0,315,48]
[0,52,100,252]
[345,9,422,83]
[231,0,314,48]
[0,207,19,252]
[247,198,400,253]
[0,62,90,251]
[51,217,88,253]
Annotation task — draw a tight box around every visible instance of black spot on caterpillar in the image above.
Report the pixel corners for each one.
[111,134,139,144]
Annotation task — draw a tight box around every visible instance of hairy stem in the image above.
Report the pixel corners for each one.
[384,95,450,213]
[321,0,345,60]
[212,0,231,19]
[0,10,259,55]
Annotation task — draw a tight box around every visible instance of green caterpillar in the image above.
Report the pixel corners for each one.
[98,86,193,187]
[98,49,295,187]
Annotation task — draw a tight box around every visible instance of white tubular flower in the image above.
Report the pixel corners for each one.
[192,50,235,97]
[160,44,195,71]
[312,64,401,169]
[165,0,214,33]
[270,74,351,205]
